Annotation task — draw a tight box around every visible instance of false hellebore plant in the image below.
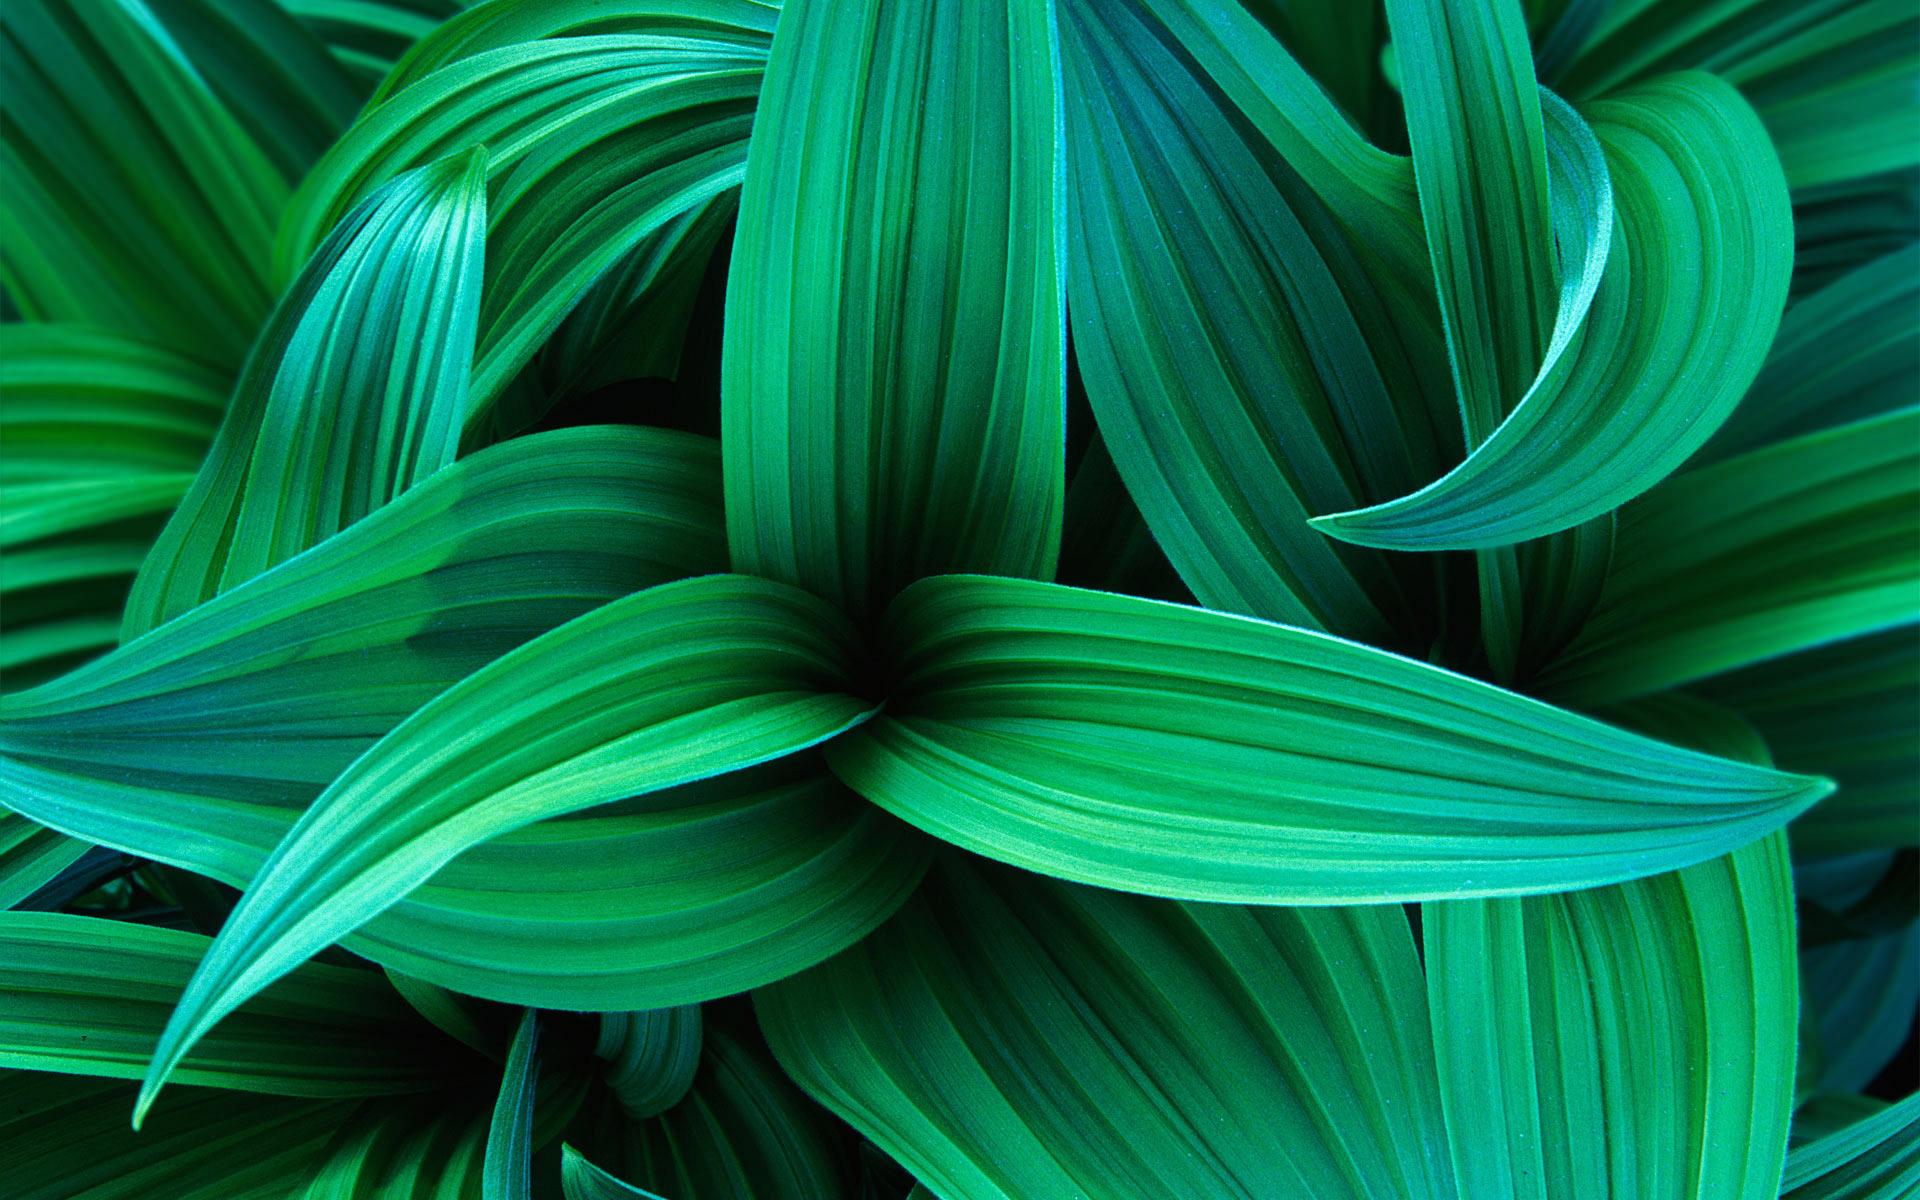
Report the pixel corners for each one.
[0,0,1916,1196]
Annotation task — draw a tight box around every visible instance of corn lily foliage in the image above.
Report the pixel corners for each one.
[0,0,1916,1196]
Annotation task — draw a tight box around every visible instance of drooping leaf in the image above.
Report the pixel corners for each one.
[0,911,467,1096]
[134,573,876,1120]
[7,430,918,1010]
[596,1007,702,1120]
[124,147,490,636]
[722,0,1064,621]
[1781,1091,1920,1199]
[1424,831,1799,1199]
[280,5,772,423]
[0,0,289,367]
[1314,73,1793,549]
[1061,0,1445,645]
[758,855,1457,1200]
[1539,409,1920,702]
[827,575,1829,903]
[484,1010,540,1200]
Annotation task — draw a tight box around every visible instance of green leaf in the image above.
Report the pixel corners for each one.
[827,575,1829,903]
[1538,409,1920,702]
[0,911,466,1097]
[568,1023,852,1199]
[1803,921,1920,1095]
[0,0,289,367]
[1703,242,1920,464]
[596,1007,701,1120]
[1060,0,1445,644]
[303,1090,492,1200]
[757,855,1456,1200]
[561,1145,667,1200]
[7,431,909,1010]
[1313,73,1793,549]
[0,814,90,909]
[1553,0,1920,191]
[1697,629,1919,855]
[133,573,875,1122]
[1781,1091,1920,1199]
[280,8,770,424]
[0,323,224,686]
[1388,0,1557,442]
[0,1072,349,1200]
[124,147,491,636]
[143,0,365,179]
[1424,832,1798,1199]
[484,1010,540,1200]
[278,0,466,89]
[722,0,1064,621]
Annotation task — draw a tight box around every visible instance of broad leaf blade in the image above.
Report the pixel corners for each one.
[133,574,873,1120]
[828,575,1829,903]
[0,912,466,1097]
[758,856,1457,1200]
[722,0,1064,620]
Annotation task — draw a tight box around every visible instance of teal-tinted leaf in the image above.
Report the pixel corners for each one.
[723,0,1063,621]
[562,1144,667,1200]
[484,1010,540,1200]
[1315,73,1792,549]
[536,196,732,405]
[0,323,224,685]
[1704,242,1920,464]
[0,1072,348,1200]
[124,147,490,636]
[2,430,912,1011]
[1781,1091,1920,1199]
[0,911,465,1096]
[134,573,874,1121]
[1792,171,1919,297]
[144,0,364,179]
[0,0,288,367]
[828,575,1828,903]
[304,1090,491,1200]
[1795,1095,1892,1149]
[1061,0,1442,645]
[1425,831,1798,1199]
[1554,0,1920,191]
[596,1007,701,1120]
[1803,922,1920,1095]
[1539,409,1920,702]
[1388,0,1557,441]
[758,855,1456,1200]
[386,967,511,1060]
[0,814,90,909]
[1698,629,1919,855]
[280,14,768,422]
[568,1023,852,1199]
[279,0,466,89]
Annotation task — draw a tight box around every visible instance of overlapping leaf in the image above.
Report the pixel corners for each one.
[1424,832,1798,1199]
[1540,409,1920,702]
[126,147,490,634]
[0,911,466,1096]
[723,0,1064,620]
[759,855,1457,1200]
[827,576,1829,903]
[1781,1092,1920,1199]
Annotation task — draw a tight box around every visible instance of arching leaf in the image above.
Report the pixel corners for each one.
[826,575,1828,904]
[758,856,1457,1200]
